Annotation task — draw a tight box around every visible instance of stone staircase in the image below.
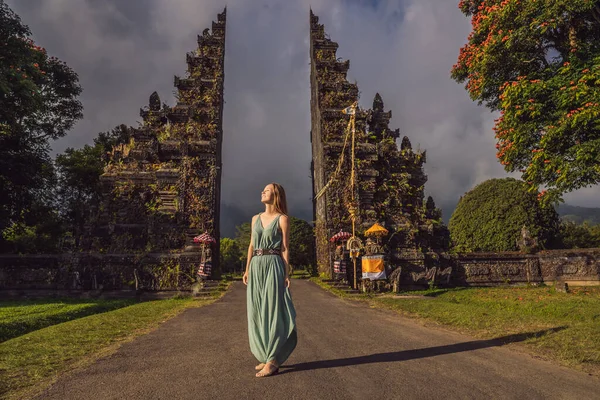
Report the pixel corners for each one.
[192,280,227,298]
[135,280,228,300]
[291,270,312,279]
[322,279,360,295]
[158,191,177,214]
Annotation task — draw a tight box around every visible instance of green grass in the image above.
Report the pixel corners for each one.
[291,269,312,279]
[0,298,136,343]
[222,272,243,280]
[313,278,600,375]
[0,286,229,400]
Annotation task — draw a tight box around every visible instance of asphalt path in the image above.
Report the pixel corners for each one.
[37,280,600,399]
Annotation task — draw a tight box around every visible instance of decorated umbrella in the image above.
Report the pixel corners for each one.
[193,232,216,277]
[330,230,351,275]
[329,229,352,243]
[193,232,216,244]
[365,222,389,246]
[364,223,389,238]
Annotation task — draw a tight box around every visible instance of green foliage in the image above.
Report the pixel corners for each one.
[0,2,83,248]
[557,220,600,249]
[452,0,600,205]
[54,125,132,248]
[220,237,242,273]
[449,178,560,252]
[1,203,65,254]
[288,217,316,273]
[233,216,316,272]
[233,221,251,262]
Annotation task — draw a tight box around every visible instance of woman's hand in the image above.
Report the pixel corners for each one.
[284,276,291,288]
[243,271,249,285]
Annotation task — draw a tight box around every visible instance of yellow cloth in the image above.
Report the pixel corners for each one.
[361,256,384,273]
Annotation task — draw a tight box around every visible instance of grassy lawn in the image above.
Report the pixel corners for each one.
[0,286,229,400]
[0,298,136,343]
[312,278,600,375]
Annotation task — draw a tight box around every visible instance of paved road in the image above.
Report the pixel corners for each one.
[37,281,600,399]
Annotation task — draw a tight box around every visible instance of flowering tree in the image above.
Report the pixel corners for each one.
[451,0,600,205]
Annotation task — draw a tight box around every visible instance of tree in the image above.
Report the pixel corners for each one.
[288,217,316,273]
[220,237,242,273]
[449,178,560,252]
[0,1,83,248]
[451,1,600,205]
[557,220,600,248]
[55,144,103,245]
[233,222,252,264]
[233,216,316,273]
[55,125,132,246]
[1,198,65,253]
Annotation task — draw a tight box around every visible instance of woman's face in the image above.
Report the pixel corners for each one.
[261,184,274,204]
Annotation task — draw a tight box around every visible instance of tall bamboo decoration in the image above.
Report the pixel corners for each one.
[315,101,363,289]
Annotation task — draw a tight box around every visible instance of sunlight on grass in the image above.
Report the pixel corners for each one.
[315,279,600,375]
[0,288,227,400]
[0,298,136,342]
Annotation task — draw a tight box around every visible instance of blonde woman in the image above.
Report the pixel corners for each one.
[243,183,297,377]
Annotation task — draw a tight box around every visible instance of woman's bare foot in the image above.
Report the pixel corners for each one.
[255,363,265,371]
[255,362,279,378]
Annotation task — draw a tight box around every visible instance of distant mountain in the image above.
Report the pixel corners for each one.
[557,204,600,225]
[221,202,599,237]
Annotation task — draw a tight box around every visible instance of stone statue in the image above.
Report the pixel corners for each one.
[71,271,82,290]
[364,238,383,256]
[389,267,402,292]
[205,246,212,262]
[517,225,539,253]
[335,244,344,260]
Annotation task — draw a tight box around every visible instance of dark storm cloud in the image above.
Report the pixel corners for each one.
[5,0,598,236]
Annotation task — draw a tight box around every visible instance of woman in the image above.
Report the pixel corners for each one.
[243,183,297,378]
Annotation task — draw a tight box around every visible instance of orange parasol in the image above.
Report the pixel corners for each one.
[365,222,389,237]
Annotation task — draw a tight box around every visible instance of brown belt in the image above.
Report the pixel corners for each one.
[253,248,281,256]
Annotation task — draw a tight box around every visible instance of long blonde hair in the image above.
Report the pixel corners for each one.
[270,182,288,216]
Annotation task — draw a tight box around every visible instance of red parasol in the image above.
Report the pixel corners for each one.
[329,229,352,243]
[193,232,216,244]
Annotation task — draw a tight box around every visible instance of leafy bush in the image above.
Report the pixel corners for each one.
[557,221,600,249]
[449,178,560,252]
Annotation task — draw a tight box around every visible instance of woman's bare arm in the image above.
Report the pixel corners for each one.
[245,215,257,274]
[279,215,291,279]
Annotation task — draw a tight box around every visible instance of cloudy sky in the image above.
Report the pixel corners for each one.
[7,0,599,236]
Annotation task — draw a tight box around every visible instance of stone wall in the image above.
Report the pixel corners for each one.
[537,249,600,285]
[0,252,205,292]
[2,249,597,296]
[399,249,600,286]
[449,252,544,286]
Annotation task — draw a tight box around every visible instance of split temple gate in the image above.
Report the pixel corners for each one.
[1,9,599,295]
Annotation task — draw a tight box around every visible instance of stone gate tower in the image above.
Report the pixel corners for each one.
[89,9,227,281]
[309,10,449,280]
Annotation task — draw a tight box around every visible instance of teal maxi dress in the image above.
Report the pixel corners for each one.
[247,213,297,366]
